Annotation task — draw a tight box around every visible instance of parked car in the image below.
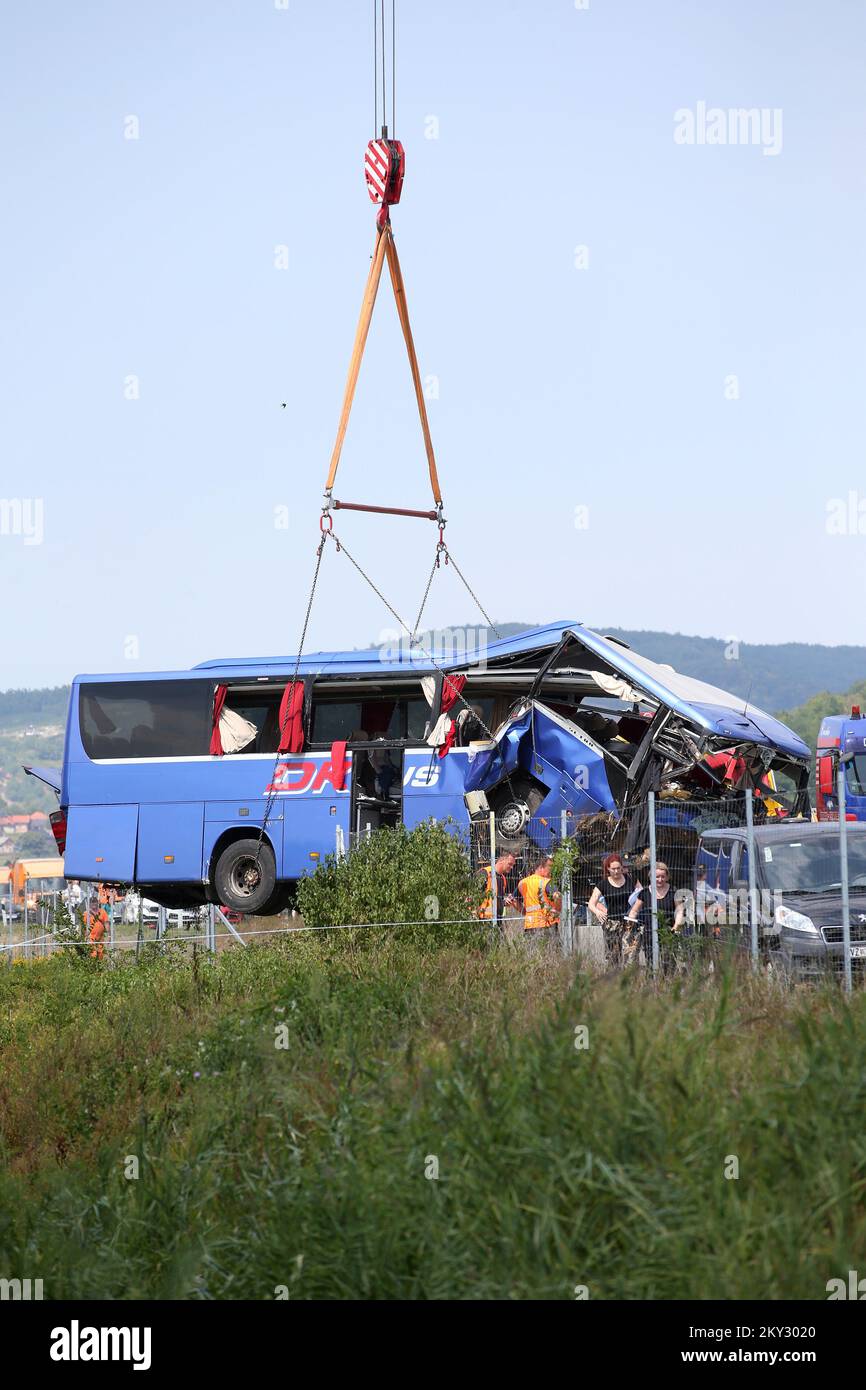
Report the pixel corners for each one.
[696,822,866,977]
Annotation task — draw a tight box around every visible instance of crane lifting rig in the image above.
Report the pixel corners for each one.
[290,1,498,679]
[321,1,444,556]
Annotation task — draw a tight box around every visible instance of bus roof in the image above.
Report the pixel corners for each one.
[72,621,573,683]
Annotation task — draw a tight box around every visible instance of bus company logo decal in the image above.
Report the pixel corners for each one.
[50,1320,152,1371]
[265,758,350,795]
[405,763,439,788]
[266,758,441,795]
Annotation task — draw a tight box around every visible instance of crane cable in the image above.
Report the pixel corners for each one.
[373,0,396,134]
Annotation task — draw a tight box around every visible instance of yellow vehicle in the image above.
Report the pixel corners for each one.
[9,856,65,910]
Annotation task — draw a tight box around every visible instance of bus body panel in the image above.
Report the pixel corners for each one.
[64,803,139,882]
[402,749,469,833]
[266,752,353,878]
[137,803,205,883]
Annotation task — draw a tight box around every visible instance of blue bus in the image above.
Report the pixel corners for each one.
[26,622,811,914]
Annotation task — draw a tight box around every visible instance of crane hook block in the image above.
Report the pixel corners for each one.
[365,138,405,208]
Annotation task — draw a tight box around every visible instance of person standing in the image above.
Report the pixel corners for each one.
[476,852,517,926]
[84,901,109,960]
[517,855,561,952]
[589,852,642,967]
[631,861,687,969]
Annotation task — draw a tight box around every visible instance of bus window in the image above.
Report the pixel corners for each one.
[80,681,212,759]
[312,697,405,745]
[407,699,430,741]
[221,692,281,754]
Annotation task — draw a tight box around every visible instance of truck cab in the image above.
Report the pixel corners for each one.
[816,706,866,822]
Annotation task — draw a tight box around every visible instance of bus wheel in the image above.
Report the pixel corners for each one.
[214,839,276,915]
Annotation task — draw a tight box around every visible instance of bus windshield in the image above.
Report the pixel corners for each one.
[847,754,866,797]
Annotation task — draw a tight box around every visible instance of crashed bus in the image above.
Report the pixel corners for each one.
[26,622,810,914]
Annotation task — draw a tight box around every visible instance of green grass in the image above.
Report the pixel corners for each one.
[1,937,865,1300]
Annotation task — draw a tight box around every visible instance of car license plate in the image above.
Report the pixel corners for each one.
[851,946,866,960]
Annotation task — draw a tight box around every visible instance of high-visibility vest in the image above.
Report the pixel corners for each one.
[477,866,506,920]
[86,908,108,958]
[517,874,558,929]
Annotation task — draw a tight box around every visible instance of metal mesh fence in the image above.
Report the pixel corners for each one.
[460,787,866,986]
[5,776,865,988]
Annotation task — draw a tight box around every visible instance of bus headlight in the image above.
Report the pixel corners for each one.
[775,905,818,937]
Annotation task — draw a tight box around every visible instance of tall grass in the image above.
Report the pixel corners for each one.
[1,938,864,1299]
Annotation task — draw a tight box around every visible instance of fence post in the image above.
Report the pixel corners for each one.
[157,905,166,942]
[488,810,498,932]
[745,790,759,969]
[838,768,853,995]
[206,903,217,953]
[559,809,572,957]
[135,896,143,961]
[23,892,29,961]
[85,885,92,961]
[648,792,659,974]
[335,824,345,860]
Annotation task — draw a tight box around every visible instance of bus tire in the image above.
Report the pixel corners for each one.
[214,839,277,915]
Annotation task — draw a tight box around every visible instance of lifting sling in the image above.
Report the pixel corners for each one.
[324,219,443,512]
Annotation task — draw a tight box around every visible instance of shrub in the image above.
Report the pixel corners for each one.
[295,819,487,948]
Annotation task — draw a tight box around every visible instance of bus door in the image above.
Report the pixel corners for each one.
[349,742,405,841]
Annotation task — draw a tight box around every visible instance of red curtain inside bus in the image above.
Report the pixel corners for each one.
[438,675,466,758]
[210,684,227,756]
[278,681,305,754]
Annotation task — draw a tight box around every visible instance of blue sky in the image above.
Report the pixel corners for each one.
[2,0,864,689]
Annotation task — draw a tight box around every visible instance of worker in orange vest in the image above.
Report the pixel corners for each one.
[517,855,561,947]
[476,852,516,922]
[84,901,109,960]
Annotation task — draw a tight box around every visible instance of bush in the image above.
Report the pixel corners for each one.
[295,819,487,948]
[49,902,90,961]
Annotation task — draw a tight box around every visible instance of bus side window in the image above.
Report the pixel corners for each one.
[80,681,213,759]
[311,701,365,744]
[221,695,281,754]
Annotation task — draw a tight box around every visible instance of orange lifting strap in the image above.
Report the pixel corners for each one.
[324,221,443,508]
